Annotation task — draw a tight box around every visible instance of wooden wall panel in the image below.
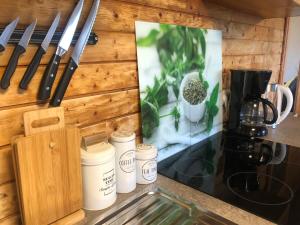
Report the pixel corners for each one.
[0,62,138,108]
[0,147,14,185]
[0,53,281,108]
[0,183,18,220]
[0,89,139,146]
[0,32,137,66]
[0,0,285,223]
[0,119,142,195]
[123,0,285,29]
[0,215,20,225]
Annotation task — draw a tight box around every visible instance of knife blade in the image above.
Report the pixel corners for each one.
[38,0,84,101]
[0,19,37,89]
[0,18,19,52]
[19,13,61,90]
[50,0,100,107]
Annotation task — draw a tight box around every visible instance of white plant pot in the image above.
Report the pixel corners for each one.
[180,72,207,123]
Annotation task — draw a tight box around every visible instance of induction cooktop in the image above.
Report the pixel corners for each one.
[158,132,300,225]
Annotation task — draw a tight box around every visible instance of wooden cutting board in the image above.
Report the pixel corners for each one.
[12,107,83,225]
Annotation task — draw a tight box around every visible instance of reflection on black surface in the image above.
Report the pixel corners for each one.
[227,172,294,205]
[158,132,300,225]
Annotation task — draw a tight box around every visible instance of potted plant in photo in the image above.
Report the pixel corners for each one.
[180,71,209,122]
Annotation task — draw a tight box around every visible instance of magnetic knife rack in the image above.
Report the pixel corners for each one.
[0,28,98,45]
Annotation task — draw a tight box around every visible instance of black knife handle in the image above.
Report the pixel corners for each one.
[0,44,5,52]
[38,53,61,100]
[19,46,46,90]
[50,58,77,107]
[0,45,25,89]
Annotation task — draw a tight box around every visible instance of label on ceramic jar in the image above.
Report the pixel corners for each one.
[142,160,157,181]
[100,169,116,196]
[119,150,135,173]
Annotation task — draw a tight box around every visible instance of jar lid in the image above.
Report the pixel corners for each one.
[81,142,115,165]
[136,144,157,159]
[110,130,136,143]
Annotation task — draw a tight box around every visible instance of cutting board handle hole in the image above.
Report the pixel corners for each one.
[31,117,60,128]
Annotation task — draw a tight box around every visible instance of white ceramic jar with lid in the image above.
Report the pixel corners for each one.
[136,144,157,184]
[81,142,116,210]
[110,130,136,193]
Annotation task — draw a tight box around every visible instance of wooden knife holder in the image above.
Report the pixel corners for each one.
[12,107,84,225]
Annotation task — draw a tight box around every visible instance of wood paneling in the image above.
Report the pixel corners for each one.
[209,0,300,18]
[0,0,285,223]
[0,113,141,210]
[80,113,141,137]
[123,0,285,29]
[0,182,18,220]
[0,54,282,108]
[0,89,139,147]
[0,61,138,108]
[0,147,14,184]
[0,32,137,67]
[0,215,20,225]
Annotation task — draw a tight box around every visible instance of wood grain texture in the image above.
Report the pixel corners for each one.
[0,0,285,30]
[209,0,300,18]
[0,62,138,108]
[0,112,140,189]
[0,35,282,68]
[80,113,141,137]
[0,54,284,108]
[97,0,285,38]
[0,0,286,222]
[0,147,14,184]
[123,0,285,29]
[23,107,65,136]
[0,90,139,147]
[13,126,82,225]
[50,210,85,225]
[0,215,20,225]
[0,32,136,67]
[278,18,290,84]
[0,182,18,220]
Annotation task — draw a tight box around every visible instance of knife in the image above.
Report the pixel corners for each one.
[50,0,100,107]
[0,18,19,52]
[38,0,84,101]
[0,20,37,89]
[19,13,60,90]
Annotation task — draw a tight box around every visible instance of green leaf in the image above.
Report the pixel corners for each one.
[137,29,159,47]
[204,82,220,132]
[209,82,219,106]
[198,29,206,57]
[205,100,210,108]
[141,100,160,138]
[153,77,169,107]
[189,28,206,57]
[206,116,214,132]
[210,104,219,116]
[203,81,209,90]
[172,82,180,99]
[140,25,211,138]
[160,24,171,33]
[171,106,180,131]
[199,69,204,82]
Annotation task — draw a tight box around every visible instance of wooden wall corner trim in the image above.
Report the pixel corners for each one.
[278,17,290,84]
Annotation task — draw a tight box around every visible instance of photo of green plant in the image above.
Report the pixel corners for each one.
[135,21,222,161]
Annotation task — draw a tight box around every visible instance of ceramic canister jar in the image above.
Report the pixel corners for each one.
[136,144,158,184]
[81,142,116,210]
[110,130,136,193]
